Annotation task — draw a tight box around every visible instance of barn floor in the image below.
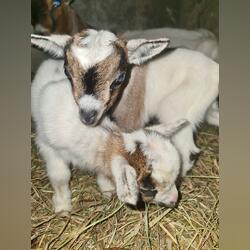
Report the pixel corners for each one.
[31,124,219,250]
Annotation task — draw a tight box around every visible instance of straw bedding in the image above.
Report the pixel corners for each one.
[31,123,219,250]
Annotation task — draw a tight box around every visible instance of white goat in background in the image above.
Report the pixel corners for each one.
[32,59,189,214]
[121,27,219,62]
[31,28,219,177]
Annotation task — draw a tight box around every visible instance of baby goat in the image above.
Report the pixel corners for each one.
[32,59,188,214]
[31,29,219,176]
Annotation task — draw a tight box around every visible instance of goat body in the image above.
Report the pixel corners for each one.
[31,29,219,176]
[112,47,219,174]
[32,59,185,214]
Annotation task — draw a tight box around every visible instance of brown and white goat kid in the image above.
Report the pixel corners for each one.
[32,59,188,214]
[31,29,219,176]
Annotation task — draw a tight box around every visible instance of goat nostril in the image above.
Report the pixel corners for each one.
[80,110,97,125]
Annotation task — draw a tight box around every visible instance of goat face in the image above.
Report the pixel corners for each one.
[64,30,130,126]
[122,119,188,207]
[31,29,170,126]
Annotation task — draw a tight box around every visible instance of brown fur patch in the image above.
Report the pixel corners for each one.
[65,45,84,103]
[95,44,128,109]
[112,65,147,132]
[101,134,124,180]
[102,134,151,185]
[124,144,152,185]
[102,132,158,203]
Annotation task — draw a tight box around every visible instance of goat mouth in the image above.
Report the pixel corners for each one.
[140,189,157,203]
[80,118,99,127]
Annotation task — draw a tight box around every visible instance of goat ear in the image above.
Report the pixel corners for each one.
[111,162,139,205]
[31,34,71,58]
[126,38,170,65]
[147,119,189,138]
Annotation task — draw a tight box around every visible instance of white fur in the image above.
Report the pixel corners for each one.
[145,133,180,206]
[111,156,138,205]
[96,173,115,197]
[205,100,219,126]
[137,48,219,174]
[34,24,49,34]
[31,34,71,58]
[78,94,102,111]
[72,29,117,70]
[122,130,147,153]
[31,30,219,177]
[127,39,170,65]
[121,128,182,206]
[32,61,110,213]
[32,60,184,211]
[154,185,179,205]
[121,27,219,62]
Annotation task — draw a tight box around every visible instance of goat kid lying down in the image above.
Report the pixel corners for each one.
[31,29,219,177]
[32,60,188,214]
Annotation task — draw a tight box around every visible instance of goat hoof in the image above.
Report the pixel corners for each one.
[190,151,201,162]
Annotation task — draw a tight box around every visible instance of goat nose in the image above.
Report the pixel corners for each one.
[80,110,97,125]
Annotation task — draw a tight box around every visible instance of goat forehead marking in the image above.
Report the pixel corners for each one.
[71,30,118,70]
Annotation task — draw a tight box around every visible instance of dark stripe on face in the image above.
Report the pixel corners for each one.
[118,46,128,70]
[84,66,97,95]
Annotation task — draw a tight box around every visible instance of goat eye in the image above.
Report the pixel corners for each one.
[110,73,126,91]
[117,72,126,82]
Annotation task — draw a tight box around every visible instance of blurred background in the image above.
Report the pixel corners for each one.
[31,0,218,37]
[31,0,218,77]
[74,0,218,37]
